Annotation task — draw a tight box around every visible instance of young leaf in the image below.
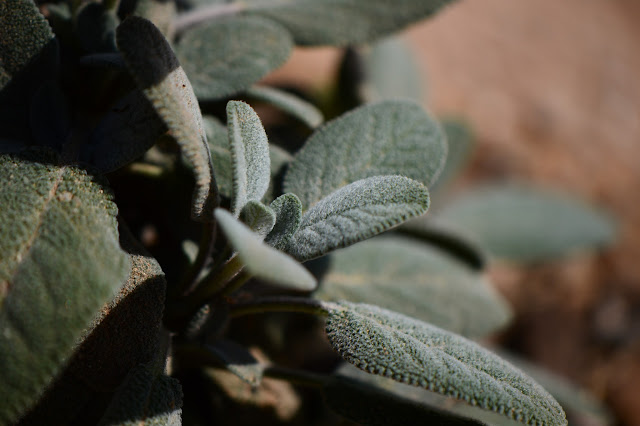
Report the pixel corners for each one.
[227,101,270,216]
[437,185,617,262]
[324,301,567,426]
[245,85,324,128]
[265,193,303,250]
[97,364,183,426]
[0,152,130,425]
[175,16,293,99]
[285,175,430,261]
[215,209,316,291]
[283,101,446,209]
[240,200,276,239]
[116,16,218,222]
[314,236,510,338]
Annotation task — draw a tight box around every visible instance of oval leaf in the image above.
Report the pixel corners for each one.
[245,85,324,128]
[116,16,218,221]
[175,16,293,99]
[314,236,510,337]
[215,209,316,291]
[284,101,446,209]
[437,185,617,262]
[285,175,429,261]
[240,200,276,238]
[325,301,567,426]
[0,152,130,424]
[227,100,270,215]
[265,193,302,250]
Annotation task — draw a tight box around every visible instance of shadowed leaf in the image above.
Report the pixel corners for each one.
[285,175,429,261]
[284,101,446,209]
[75,1,119,53]
[265,193,302,250]
[240,201,276,239]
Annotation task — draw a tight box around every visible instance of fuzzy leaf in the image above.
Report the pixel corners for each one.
[243,0,457,46]
[325,302,567,426]
[245,85,324,128]
[285,175,429,261]
[265,193,302,250]
[116,16,218,221]
[175,16,292,99]
[284,101,446,209]
[81,89,167,173]
[240,200,276,239]
[227,101,270,216]
[430,118,474,194]
[437,185,617,262]
[314,236,510,337]
[97,364,183,426]
[215,209,316,291]
[0,152,130,424]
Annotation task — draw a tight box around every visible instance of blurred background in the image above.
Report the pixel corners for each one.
[266,1,640,424]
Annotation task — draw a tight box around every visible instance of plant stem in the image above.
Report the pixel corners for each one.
[228,295,329,318]
[178,221,217,296]
[174,3,244,33]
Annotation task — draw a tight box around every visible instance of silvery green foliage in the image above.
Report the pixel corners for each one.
[226,101,270,216]
[240,200,276,238]
[245,85,324,128]
[116,17,218,222]
[175,16,293,99]
[429,118,474,195]
[325,301,568,426]
[284,100,446,209]
[0,152,130,425]
[215,209,316,291]
[314,236,510,338]
[285,175,430,261]
[265,193,303,250]
[436,185,616,262]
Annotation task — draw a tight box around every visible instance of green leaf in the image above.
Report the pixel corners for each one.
[437,185,617,262]
[285,175,429,261]
[0,151,130,425]
[227,101,270,216]
[283,101,446,209]
[324,302,567,426]
[314,236,510,337]
[245,85,324,128]
[430,118,474,194]
[116,16,218,222]
[240,200,276,239]
[215,209,316,291]
[81,89,167,173]
[97,364,183,426]
[175,16,293,99]
[265,193,302,250]
[243,0,457,46]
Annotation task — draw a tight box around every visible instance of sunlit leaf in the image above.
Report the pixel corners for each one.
[245,85,323,128]
[240,200,276,239]
[285,175,429,261]
[265,193,302,250]
[284,101,446,209]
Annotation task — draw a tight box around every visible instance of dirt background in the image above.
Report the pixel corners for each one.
[267,1,640,424]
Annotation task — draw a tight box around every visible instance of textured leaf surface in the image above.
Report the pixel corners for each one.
[245,85,323,128]
[116,16,217,221]
[227,101,270,215]
[97,364,183,426]
[215,209,316,291]
[430,118,474,194]
[285,175,429,261]
[314,236,510,337]
[240,200,276,238]
[0,152,130,424]
[284,101,446,209]
[265,193,302,250]
[325,302,567,426]
[244,0,457,46]
[176,16,292,99]
[437,185,616,262]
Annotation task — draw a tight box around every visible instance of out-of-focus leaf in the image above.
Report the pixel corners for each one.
[430,118,474,194]
[324,301,567,426]
[215,209,316,291]
[97,364,183,426]
[285,175,429,261]
[265,193,302,250]
[81,89,167,173]
[116,16,218,222]
[175,16,292,99]
[284,101,446,209]
[314,236,510,337]
[437,185,617,262]
[75,1,119,53]
[240,201,276,239]
[226,101,270,215]
[245,85,323,128]
[135,0,177,39]
[0,151,130,425]
[204,340,264,387]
